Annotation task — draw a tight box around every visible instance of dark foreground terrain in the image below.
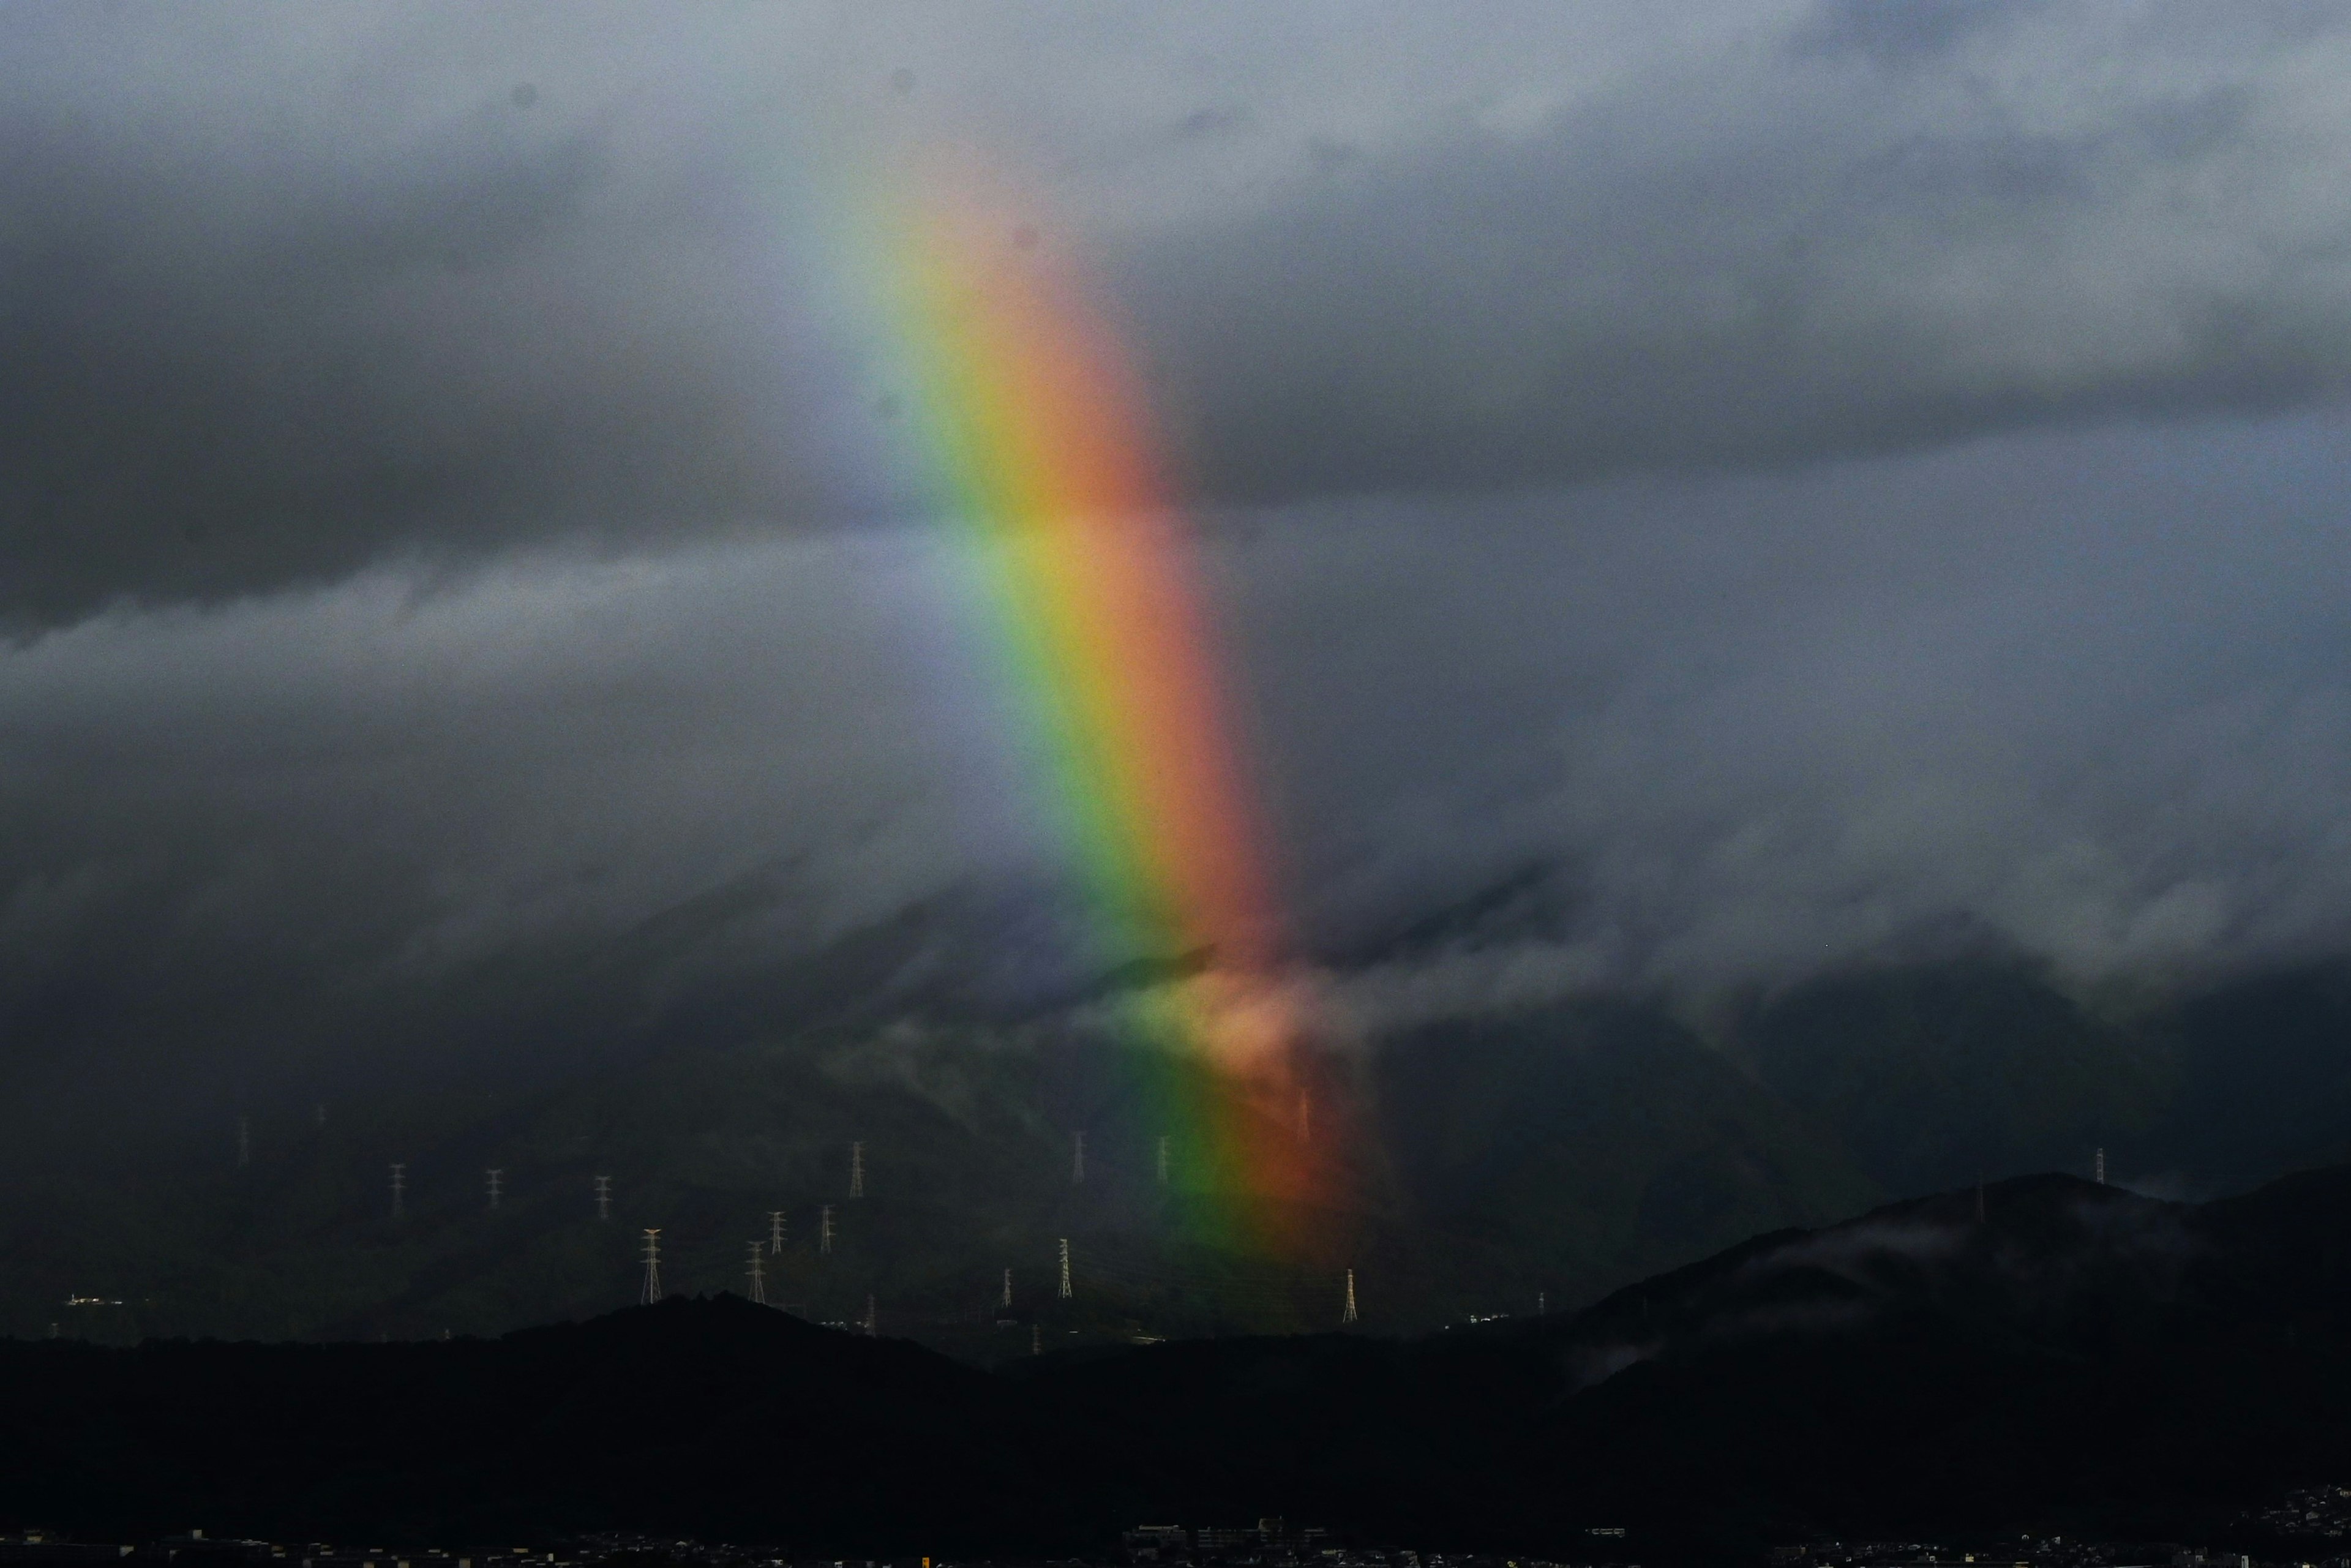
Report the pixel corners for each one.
[10,1166,2351,1563]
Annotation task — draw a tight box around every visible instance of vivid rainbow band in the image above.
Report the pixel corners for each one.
[875,180,1335,1251]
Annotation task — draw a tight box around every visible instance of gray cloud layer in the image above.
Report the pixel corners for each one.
[9,412,2351,1131]
[7,2,2351,1132]
[1125,1,2351,501]
[4,2,2350,617]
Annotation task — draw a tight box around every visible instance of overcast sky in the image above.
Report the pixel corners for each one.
[6,1,2351,1125]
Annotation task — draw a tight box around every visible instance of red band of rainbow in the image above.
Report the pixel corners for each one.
[874,176,1340,1253]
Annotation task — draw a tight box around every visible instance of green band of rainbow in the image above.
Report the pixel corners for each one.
[869,177,1337,1251]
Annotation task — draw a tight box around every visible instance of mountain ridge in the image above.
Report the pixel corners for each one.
[10,954,2351,1349]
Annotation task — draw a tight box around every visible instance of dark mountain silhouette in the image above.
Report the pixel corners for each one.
[10,1166,2351,1561]
[1013,1166,2351,1556]
[0,1299,1080,1555]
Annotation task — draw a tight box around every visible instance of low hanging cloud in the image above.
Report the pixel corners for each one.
[1229,413,2351,1016]
[7,3,2351,1135]
[8,411,2351,1131]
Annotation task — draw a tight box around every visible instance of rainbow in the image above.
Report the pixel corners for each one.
[869,176,1338,1252]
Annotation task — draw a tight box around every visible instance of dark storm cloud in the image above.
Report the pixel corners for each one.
[7,3,2351,618]
[1119,2,2351,505]
[9,2,2351,1136]
[0,6,851,622]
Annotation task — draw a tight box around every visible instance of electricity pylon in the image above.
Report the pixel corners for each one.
[639,1229,663,1304]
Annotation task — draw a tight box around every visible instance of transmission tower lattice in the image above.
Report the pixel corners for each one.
[849,1141,865,1199]
[594,1175,611,1221]
[768,1209,786,1254]
[639,1229,663,1304]
[819,1204,834,1255]
[746,1241,767,1306]
[1057,1237,1073,1299]
[486,1168,502,1211]
[389,1163,406,1221]
[1001,1267,1013,1309]
[1342,1268,1358,1325]
[2095,1146,2107,1185]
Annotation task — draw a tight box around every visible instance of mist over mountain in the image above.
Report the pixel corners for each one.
[12,938,2351,1350]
